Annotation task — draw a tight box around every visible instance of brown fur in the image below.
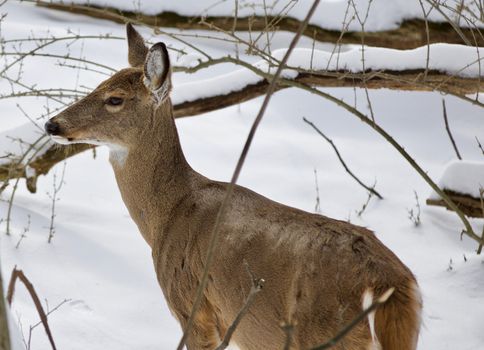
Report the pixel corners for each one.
[46,24,422,350]
[375,282,422,350]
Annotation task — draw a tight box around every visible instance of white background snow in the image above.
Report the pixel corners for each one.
[1,1,484,350]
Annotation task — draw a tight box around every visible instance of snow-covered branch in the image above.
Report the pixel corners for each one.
[36,0,484,49]
[2,43,484,193]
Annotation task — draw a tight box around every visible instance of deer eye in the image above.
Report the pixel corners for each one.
[105,97,124,106]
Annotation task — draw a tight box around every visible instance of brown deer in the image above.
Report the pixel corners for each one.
[45,24,422,350]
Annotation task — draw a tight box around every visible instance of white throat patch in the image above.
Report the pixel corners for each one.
[108,144,128,167]
[49,135,128,167]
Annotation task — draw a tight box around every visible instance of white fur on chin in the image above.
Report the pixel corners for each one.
[50,135,128,166]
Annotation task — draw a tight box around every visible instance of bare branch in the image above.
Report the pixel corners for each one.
[442,99,463,160]
[476,136,484,156]
[303,117,383,199]
[215,261,265,350]
[477,188,484,254]
[313,169,321,214]
[47,162,67,243]
[7,267,57,350]
[309,288,394,350]
[408,191,422,226]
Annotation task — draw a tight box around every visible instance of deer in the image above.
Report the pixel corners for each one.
[44,24,422,350]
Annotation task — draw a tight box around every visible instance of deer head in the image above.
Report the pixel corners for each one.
[44,24,172,150]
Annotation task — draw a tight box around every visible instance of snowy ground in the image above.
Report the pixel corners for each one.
[1,1,484,350]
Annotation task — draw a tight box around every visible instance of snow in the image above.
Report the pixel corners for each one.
[0,1,484,350]
[172,44,484,104]
[429,160,484,199]
[0,126,51,166]
[51,0,484,31]
[172,66,263,105]
[284,44,484,77]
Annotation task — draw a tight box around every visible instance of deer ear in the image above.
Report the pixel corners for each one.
[127,23,148,67]
[143,42,171,102]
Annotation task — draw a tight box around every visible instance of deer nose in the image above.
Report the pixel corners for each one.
[44,120,61,136]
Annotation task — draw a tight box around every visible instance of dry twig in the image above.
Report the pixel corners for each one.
[442,99,463,160]
[215,261,265,350]
[313,169,321,214]
[309,288,394,350]
[303,117,383,199]
[47,163,66,243]
[408,191,422,227]
[477,188,484,254]
[476,136,484,156]
[6,267,57,350]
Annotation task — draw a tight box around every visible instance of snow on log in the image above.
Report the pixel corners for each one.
[43,0,484,31]
[427,160,484,218]
[173,45,484,105]
[38,0,484,49]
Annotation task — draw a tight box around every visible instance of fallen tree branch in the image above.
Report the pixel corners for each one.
[303,117,383,199]
[6,267,57,350]
[1,68,483,193]
[36,1,484,49]
[426,189,484,218]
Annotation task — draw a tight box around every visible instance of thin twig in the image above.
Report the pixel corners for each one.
[442,99,463,160]
[356,189,375,217]
[408,191,422,227]
[418,0,434,79]
[477,188,484,254]
[15,214,31,249]
[424,0,472,45]
[309,288,394,350]
[7,267,57,350]
[47,162,67,243]
[215,261,265,350]
[175,2,321,349]
[476,136,484,156]
[313,169,321,214]
[303,117,383,199]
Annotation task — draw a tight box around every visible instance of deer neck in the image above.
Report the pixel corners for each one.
[109,100,193,247]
